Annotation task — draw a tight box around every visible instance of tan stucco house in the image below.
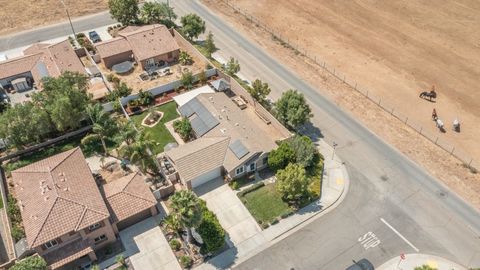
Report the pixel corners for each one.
[163,88,291,189]
[95,24,180,70]
[11,148,157,269]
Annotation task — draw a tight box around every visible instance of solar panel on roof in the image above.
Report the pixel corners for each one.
[179,98,219,137]
[229,140,249,159]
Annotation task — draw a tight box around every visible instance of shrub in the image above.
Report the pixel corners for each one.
[261,223,269,229]
[229,180,240,190]
[268,143,295,171]
[106,74,115,82]
[197,209,225,253]
[237,182,265,197]
[180,255,193,268]
[76,33,86,38]
[11,224,25,242]
[173,117,193,141]
[270,218,279,225]
[10,256,47,270]
[138,90,154,106]
[169,239,181,251]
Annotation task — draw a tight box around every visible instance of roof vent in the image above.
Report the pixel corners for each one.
[220,128,226,134]
[44,196,49,201]
[235,123,239,126]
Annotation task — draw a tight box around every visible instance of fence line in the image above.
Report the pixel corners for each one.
[222,0,478,171]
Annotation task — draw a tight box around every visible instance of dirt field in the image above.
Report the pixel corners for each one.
[223,0,480,163]
[0,0,108,36]
[201,0,480,209]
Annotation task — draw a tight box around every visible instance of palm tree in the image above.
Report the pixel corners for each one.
[82,103,117,155]
[119,130,158,175]
[116,118,137,146]
[170,190,203,243]
[179,51,193,65]
[163,214,182,234]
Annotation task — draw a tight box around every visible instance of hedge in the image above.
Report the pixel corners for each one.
[198,200,225,254]
[237,182,265,197]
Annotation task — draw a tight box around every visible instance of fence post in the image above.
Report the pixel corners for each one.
[435,137,438,144]
[366,90,369,97]
[355,82,357,90]
[451,146,455,154]
[469,159,473,166]
[405,117,408,124]
[391,108,394,115]
[419,127,423,134]
[378,98,381,106]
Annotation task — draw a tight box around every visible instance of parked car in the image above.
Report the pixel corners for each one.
[88,31,101,43]
[346,259,374,270]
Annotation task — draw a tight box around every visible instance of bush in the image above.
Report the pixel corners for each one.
[229,180,240,190]
[261,223,269,229]
[173,117,193,141]
[197,209,225,253]
[238,182,265,197]
[268,143,295,171]
[10,255,47,270]
[106,74,115,82]
[76,33,86,38]
[180,255,193,268]
[11,224,25,242]
[169,239,181,251]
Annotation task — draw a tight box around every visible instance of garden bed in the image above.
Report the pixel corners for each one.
[141,111,164,127]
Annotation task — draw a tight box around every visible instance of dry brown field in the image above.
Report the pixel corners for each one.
[0,0,108,36]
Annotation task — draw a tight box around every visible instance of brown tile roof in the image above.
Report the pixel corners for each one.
[95,37,132,59]
[103,172,157,223]
[43,239,93,269]
[120,24,179,62]
[0,40,85,84]
[166,137,230,183]
[11,148,110,248]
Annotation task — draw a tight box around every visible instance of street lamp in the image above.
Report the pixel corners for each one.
[60,0,77,40]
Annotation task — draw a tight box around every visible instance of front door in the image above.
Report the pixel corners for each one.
[146,58,155,69]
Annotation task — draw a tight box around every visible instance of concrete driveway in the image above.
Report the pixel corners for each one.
[119,216,180,270]
[195,178,261,246]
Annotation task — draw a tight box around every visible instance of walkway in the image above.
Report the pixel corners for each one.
[377,254,467,270]
[195,139,348,269]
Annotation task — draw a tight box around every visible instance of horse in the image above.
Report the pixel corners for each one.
[453,118,460,132]
[419,90,437,101]
[436,118,445,132]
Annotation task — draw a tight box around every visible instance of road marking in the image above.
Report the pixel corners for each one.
[358,231,381,250]
[380,218,420,252]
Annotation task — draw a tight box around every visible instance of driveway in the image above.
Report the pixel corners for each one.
[119,216,180,270]
[194,178,261,246]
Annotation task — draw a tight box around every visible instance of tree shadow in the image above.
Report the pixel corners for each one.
[298,121,324,142]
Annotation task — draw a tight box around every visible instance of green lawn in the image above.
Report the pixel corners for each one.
[240,184,292,225]
[130,101,179,154]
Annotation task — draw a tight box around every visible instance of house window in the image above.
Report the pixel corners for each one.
[89,223,101,232]
[263,157,268,165]
[235,166,244,176]
[248,163,256,172]
[44,239,58,249]
[94,235,107,245]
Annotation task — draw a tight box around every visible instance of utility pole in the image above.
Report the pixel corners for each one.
[60,0,77,40]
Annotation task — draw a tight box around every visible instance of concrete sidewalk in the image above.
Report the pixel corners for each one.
[377,254,467,270]
[195,139,349,270]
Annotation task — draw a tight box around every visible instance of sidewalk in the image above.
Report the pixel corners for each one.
[377,254,467,270]
[195,139,349,269]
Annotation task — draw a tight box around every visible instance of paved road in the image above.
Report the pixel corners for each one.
[2,1,480,268]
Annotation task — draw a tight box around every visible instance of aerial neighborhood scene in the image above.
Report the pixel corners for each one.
[0,1,479,270]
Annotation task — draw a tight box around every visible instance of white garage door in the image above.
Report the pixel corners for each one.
[191,167,222,188]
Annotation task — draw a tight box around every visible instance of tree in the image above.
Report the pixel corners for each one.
[0,102,53,149]
[268,142,295,171]
[179,51,193,65]
[107,82,132,102]
[34,72,90,132]
[116,118,137,145]
[276,163,310,204]
[119,130,158,175]
[414,266,437,270]
[173,117,193,141]
[138,89,153,106]
[170,190,203,243]
[198,69,208,85]
[82,104,117,155]
[288,135,318,169]
[198,200,225,253]
[140,2,177,27]
[274,89,312,130]
[204,31,216,58]
[180,71,194,89]
[225,57,240,76]
[10,256,47,270]
[180,13,206,40]
[163,214,182,234]
[248,79,271,105]
[108,0,139,26]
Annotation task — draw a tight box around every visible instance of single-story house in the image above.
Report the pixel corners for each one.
[11,148,157,269]
[0,40,86,92]
[164,89,290,188]
[95,24,180,70]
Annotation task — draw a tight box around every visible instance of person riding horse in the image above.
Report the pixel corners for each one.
[432,108,438,121]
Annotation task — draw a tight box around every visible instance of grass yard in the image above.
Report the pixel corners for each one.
[130,101,179,154]
[240,184,292,225]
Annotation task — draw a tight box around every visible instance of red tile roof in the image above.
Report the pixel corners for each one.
[11,148,110,248]
[103,172,157,223]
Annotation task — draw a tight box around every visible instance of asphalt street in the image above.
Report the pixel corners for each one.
[1,1,480,268]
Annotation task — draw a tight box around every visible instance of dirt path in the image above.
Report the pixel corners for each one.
[0,0,108,36]
[221,0,480,164]
[201,0,480,209]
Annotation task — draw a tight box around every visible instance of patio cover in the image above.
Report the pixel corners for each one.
[43,240,94,269]
[173,85,215,107]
